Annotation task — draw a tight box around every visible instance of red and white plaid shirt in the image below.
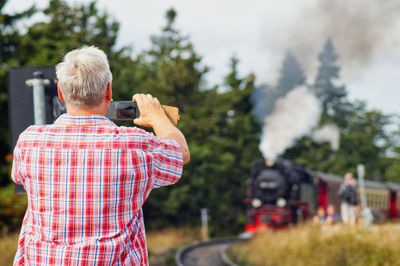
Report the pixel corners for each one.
[12,114,183,265]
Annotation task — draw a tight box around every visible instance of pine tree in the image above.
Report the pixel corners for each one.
[16,0,121,66]
[138,8,207,111]
[252,84,278,123]
[213,56,261,231]
[277,51,305,96]
[140,8,212,229]
[314,38,350,127]
[252,51,304,125]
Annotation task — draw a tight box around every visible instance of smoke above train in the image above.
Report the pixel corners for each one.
[259,86,321,160]
[256,84,341,160]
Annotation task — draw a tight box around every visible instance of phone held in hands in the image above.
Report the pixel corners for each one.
[106,101,140,121]
[106,101,180,125]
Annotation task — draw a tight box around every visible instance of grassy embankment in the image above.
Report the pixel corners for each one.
[0,233,18,265]
[147,227,199,265]
[229,223,400,266]
[0,228,198,266]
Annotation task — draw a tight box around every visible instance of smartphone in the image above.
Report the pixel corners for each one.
[106,101,140,121]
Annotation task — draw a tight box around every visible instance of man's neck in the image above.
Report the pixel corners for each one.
[66,104,108,117]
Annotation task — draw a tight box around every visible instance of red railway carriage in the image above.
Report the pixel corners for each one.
[312,171,400,221]
[245,159,400,233]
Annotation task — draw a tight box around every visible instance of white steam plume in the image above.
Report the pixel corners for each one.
[312,124,340,150]
[259,86,321,160]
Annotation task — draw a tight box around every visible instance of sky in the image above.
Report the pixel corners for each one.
[4,0,400,116]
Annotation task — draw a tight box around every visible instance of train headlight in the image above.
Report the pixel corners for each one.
[251,198,262,208]
[277,198,286,208]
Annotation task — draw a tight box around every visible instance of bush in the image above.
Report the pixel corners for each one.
[0,184,27,235]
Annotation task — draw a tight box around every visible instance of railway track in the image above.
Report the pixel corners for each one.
[176,237,244,266]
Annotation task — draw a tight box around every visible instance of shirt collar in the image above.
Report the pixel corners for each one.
[54,114,117,127]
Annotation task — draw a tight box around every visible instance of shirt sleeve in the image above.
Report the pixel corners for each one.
[11,144,25,185]
[146,133,184,188]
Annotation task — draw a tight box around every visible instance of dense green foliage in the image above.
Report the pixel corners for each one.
[0,0,35,185]
[0,0,399,235]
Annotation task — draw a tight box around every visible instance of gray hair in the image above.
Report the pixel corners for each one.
[56,46,112,109]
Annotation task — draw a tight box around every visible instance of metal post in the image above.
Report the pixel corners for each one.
[25,71,50,125]
[200,208,209,241]
[357,164,372,228]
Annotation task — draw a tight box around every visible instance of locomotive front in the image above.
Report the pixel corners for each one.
[245,159,313,232]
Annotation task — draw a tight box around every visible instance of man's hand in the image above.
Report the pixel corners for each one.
[132,94,169,128]
[132,93,190,164]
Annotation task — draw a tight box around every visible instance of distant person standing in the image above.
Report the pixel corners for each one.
[338,173,358,225]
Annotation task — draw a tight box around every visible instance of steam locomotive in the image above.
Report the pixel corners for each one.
[244,159,400,233]
[244,159,314,231]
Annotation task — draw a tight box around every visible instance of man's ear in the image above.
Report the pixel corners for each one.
[57,82,65,103]
[105,82,112,101]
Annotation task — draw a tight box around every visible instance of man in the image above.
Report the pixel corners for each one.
[338,173,358,225]
[12,46,190,265]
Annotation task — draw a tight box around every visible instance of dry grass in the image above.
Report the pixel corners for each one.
[0,233,19,265]
[147,227,199,266]
[230,223,400,266]
[147,227,198,253]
